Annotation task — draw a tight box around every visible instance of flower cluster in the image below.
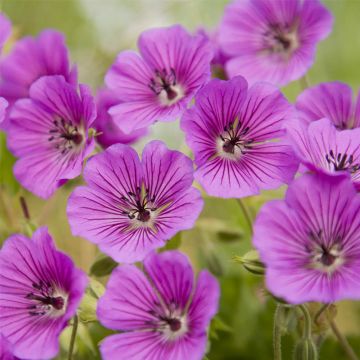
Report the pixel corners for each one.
[2,0,360,359]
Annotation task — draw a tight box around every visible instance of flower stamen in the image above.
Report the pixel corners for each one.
[149,68,184,106]
[48,118,84,155]
[325,149,360,173]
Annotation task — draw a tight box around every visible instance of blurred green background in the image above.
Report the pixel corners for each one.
[1,0,360,359]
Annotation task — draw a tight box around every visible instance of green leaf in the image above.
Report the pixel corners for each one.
[90,253,118,277]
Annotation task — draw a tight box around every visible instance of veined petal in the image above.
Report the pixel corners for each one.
[296,82,353,129]
[29,76,83,125]
[218,0,332,86]
[182,77,297,198]
[188,271,220,333]
[0,228,87,359]
[254,173,360,304]
[97,265,160,331]
[287,118,360,186]
[144,251,194,312]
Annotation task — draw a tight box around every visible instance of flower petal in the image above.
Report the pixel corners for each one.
[100,331,207,360]
[188,271,220,333]
[144,251,194,311]
[0,228,87,359]
[29,75,83,124]
[97,265,160,331]
[296,82,353,129]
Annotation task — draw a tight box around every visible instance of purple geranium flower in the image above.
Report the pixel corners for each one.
[0,334,18,360]
[253,173,360,304]
[93,88,148,149]
[97,250,220,360]
[7,75,96,199]
[218,0,333,86]
[105,24,212,134]
[0,227,87,359]
[0,29,76,109]
[67,140,203,263]
[287,118,360,188]
[181,76,298,198]
[296,81,360,129]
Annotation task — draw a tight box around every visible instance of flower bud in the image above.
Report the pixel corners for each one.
[234,250,265,275]
[293,338,318,360]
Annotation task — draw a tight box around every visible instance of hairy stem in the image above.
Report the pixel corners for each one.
[236,199,253,235]
[298,304,312,339]
[329,318,359,360]
[314,303,330,325]
[273,304,284,360]
[67,314,79,360]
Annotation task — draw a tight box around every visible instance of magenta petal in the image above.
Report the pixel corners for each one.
[68,141,202,262]
[8,100,83,198]
[36,30,71,80]
[93,88,147,148]
[182,77,298,198]
[144,251,193,311]
[299,0,334,43]
[0,227,87,359]
[142,140,194,206]
[97,250,219,360]
[100,332,166,360]
[218,0,332,86]
[29,76,83,124]
[105,50,154,102]
[0,334,17,360]
[67,145,161,263]
[287,118,360,187]
[138,24,212,91]
[101,331,207,360]
[109,100,165,134]
[0,97,8,126]
[181,76,248,166]
[188,271,220,333]
[97,265,159,331]
[7,76,94,198]
[0,29,73,106]
[79,84,97,128]
[105,25,211,133]
[253,173,360,304]
[296,82,353,129]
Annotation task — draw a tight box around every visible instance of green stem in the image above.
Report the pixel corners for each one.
[329,318,359,360]
[273,304,284,360]
[298,304,312,339]
[314,303,330,325]
[236,199,253,235]
[67,314,78,360]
